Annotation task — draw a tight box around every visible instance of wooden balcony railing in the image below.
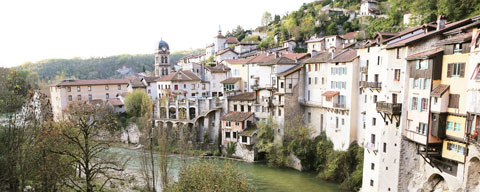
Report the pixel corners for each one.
[360,66,368,73]
[376,101,402,115]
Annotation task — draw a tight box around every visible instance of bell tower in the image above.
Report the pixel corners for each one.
[155,39,171,77]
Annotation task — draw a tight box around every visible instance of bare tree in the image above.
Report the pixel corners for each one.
[55,102,128,192]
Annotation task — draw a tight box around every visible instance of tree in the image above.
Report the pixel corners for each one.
[125,90,152,118]
[326,22,338,35]
[165,160,255,192]
[56,102,127,192]
[261,11,272,29]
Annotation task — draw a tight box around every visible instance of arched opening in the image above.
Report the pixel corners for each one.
[169,107,176,119]
[178,108,187,120]
[467,157,480,191]
[189,107,196,120]
[424,174,449,192]
[196,117,205,142]
[165,121,173,139]
[160,107,167,119]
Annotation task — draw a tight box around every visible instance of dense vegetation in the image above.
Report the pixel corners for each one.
[256,117,364,191]
[16,48,203,82]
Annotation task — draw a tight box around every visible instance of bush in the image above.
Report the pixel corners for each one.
[165,160,255,192]
[226,142,237,157]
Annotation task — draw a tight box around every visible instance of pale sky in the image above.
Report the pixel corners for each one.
[0,0,315,67]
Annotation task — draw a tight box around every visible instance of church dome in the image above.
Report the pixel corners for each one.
[158,40,169,50]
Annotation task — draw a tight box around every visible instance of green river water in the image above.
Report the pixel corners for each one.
[108,147,345,192]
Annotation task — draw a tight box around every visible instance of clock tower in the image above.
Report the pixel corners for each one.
[154,39,171,77]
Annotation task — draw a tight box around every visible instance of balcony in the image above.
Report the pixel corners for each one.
[367,82,382,89]
[360,66,368,73]
[376,101,402,115]
[333,103,346,109]
[404,129,427,145]
[359,81,367,87]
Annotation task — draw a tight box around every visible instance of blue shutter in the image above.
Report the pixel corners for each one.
[409,97,413,110]
[425,79,431,90]
[410,78,414,89]
[425,59,429,69]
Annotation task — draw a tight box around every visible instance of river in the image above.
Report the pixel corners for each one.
[107,146,346,192]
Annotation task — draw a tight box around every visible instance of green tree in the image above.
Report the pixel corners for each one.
[326,22,338,35]
[261,11,272,29]
[124,90,152,118]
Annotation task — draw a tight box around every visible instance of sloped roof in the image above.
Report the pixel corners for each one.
[322,91,339,98]
[107,98,124,106]
[142,76,159,83]
[226,37,239,44]
[128,78,146,88]
[221,112,254,122]
[431,84,450,97]
[205,64,231,73]
[259,57,296,66]
[51,79,129,87]
[239,125,257,137]
[277,64,304,77]
[302,52,332,64]
[406,48,444,60]
[342,32,357,40]
[217,48,238,55]
[329,49,358,63]
[156,70,201,82]
[223,57,254,65]
[386,18,473,49]
[220,77,241,84]
[228,92,256,101]
[436,32,473,45]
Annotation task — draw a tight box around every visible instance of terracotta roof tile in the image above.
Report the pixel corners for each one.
[258,57,296,66]
[221,112,254,122]
[322,91,339,98]
[107,98,124,106]
[217,48,238,55]
[142,76,159,83]
[220,77,241,84]
[406,48,443,60]
[205,64,231,73]
[329,49,358,63]
[431,84,449,97]
[226,37,239,44]
[302,52,331,64]
[342,32,357,40]
[52,79,129,87]
[228,92,255,101]
[156,70,201,81]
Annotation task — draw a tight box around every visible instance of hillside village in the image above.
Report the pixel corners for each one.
[44,1,480,192]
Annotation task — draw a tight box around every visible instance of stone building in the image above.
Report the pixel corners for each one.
[154,39,172,77]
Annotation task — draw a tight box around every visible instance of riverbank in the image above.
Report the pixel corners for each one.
[102,144,346,192]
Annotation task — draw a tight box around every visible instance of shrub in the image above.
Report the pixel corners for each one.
[165,160,255,192]
[226,142,237,157]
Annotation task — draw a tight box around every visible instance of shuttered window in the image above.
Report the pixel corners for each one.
[447,63,465,77]
[448,94,460,108]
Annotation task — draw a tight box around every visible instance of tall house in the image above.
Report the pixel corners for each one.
[50,79,129,121]
[214,29,226,53]
[302,49,359,150]
[155,40,172,77]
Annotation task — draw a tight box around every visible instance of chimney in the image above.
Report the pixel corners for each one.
[437,15,446,31]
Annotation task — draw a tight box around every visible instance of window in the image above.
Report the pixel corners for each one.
[226,121,231,127]
[412,97,418,110]
[174,84,178,90]
[68,95,72,101]
[234,105,237,111]
[373,95,377,103]
[383,143,387,153]
[88,86,91,91]
[473,63,480,80]
[394,69,400,81]
[448,94,460,108]
[315,64,319,71]
[67,87,71,92]
[118,85,121,90]
[308,64,311,72]
[183,84,186,89]
[315,77,318,84]
[377,56,380,65]
[105,85,109,90]
[322,77,325,84]
[335,117,339,128]
[226,131,231,138]
[242,136,247,143]
[308,77,311,85]
[371,134,376,144]
[233,132,237,139]
[77,95,81,100]
[235,122,240,126]
[447,63,465,77]
[289,83,292,89]
[371,163,375,170]
[417,123,427,135]
[370,180,374,187]
[308,112,311,123]
[278,109,282,116]
[106,93,109,99]
[281,82,284,88]
[454,123,461,132]
[447,121,453,131]
[372,118,376,126]
[421,98,428,112]
[241,105,244,112]
[77,86,81,92]
[88,94,92,100]
[308,90,311,101]
[453,43,463,54]
[396,48,400,59]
